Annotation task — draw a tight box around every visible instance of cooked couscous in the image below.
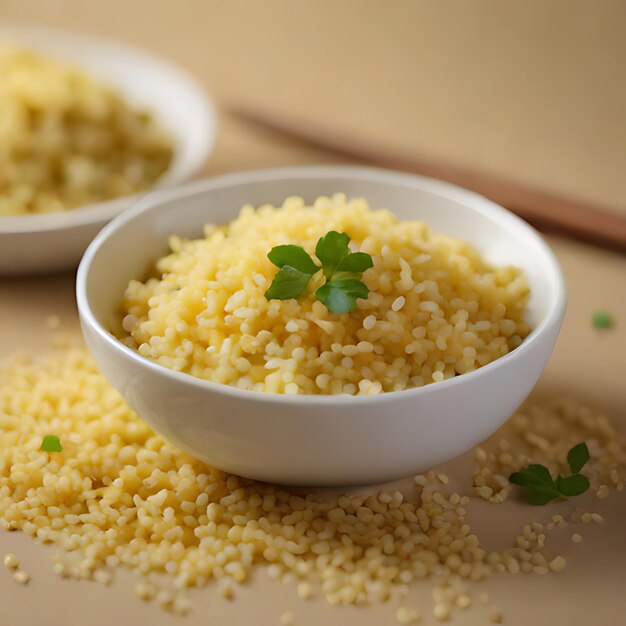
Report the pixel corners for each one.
[0,345,624,619]
[0,48,173,216]
[118,194,531,394]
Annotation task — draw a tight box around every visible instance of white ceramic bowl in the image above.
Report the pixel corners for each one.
[0,23,217,275]
[77,166,566,486]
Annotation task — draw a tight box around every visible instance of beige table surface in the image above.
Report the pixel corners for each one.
[1,111,625,626]
[1,3,626,625]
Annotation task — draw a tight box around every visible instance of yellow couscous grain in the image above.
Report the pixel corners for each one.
[296,581,312,600]
[280,611,295,625]
[13,570,30,585]
[548,556,566,572]
[396,606,421,624]
[0,345,624,618]
[0,48,173,216]
[119,194,531,394]
[456,594,471,608]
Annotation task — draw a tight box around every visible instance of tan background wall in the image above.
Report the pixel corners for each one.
[2,0,625,212]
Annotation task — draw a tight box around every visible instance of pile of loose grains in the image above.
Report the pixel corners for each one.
[472,398,625,505]
[1,346,624,621]
[118,194,531,395]
[0,48,173,216]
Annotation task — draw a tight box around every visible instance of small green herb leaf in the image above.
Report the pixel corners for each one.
[530,489,559,505]
[592,311,614,329]
[41,435,63,453]
[316,279,369,314]
[335,252,374,274]
[509,441,591,505]
[315,283,354,314]
[329,278,369,299]
[267,245,319,275]
[315,231,350,278]
[567,442,590,474]
[264,266,313,301]
[525,464,555,484]
[265,231,373,313]
[510,466,551,489]
[510,467,561,504]
[557,474,590,497]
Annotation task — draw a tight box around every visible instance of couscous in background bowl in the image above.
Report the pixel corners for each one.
[76,166,566,486]
[0,23,216,275]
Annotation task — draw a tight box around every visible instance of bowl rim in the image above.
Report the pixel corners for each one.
[0,22,217,235]
[76,165,567,406]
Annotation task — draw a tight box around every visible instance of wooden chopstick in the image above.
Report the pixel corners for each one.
[230,104,626,253]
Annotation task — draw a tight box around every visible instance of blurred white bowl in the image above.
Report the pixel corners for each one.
[77,166,566,486]
[0,23,217,275]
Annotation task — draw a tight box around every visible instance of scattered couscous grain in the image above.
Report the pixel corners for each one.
[297,581,312,600]
[280,611,295,625]
[3,553,19,569]
[0,48,172,216]
[396,606,421,624]
[134,582,157,601]
[172,595,192,616]
[52,562,67,577]
[0,345,624,621]
[118,194,531,395]
[13,570,30,585]
[433,602,451,622]
[219,580,235,600]
[456,594,471,609]
[473,398,625,505]
[596,485,609,499]
[93,570,112,585]
[489,608,503,623]
[548,556,566,573]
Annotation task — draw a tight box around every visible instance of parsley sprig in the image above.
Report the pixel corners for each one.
[509,442,590,505]
[264,231,373,314]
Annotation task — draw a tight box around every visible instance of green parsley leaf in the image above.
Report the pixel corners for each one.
[267,245,319,275]
[567,442,590,474]
[265,230,373,313]
[41,435,63,453]
[315,231,350,279]
[509,442,591,505]
[524,464,555,483]
[335,252,374,274]
[509,468,561,504]
[316,278,370,314]
[315,278,369,313]
[315,283,354,314]
[264,266,313,301]
[530,489,559,506]
[592,311,615,329]
[557,474,590,496]
[328,278,369,299]
[509,466,556,490]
